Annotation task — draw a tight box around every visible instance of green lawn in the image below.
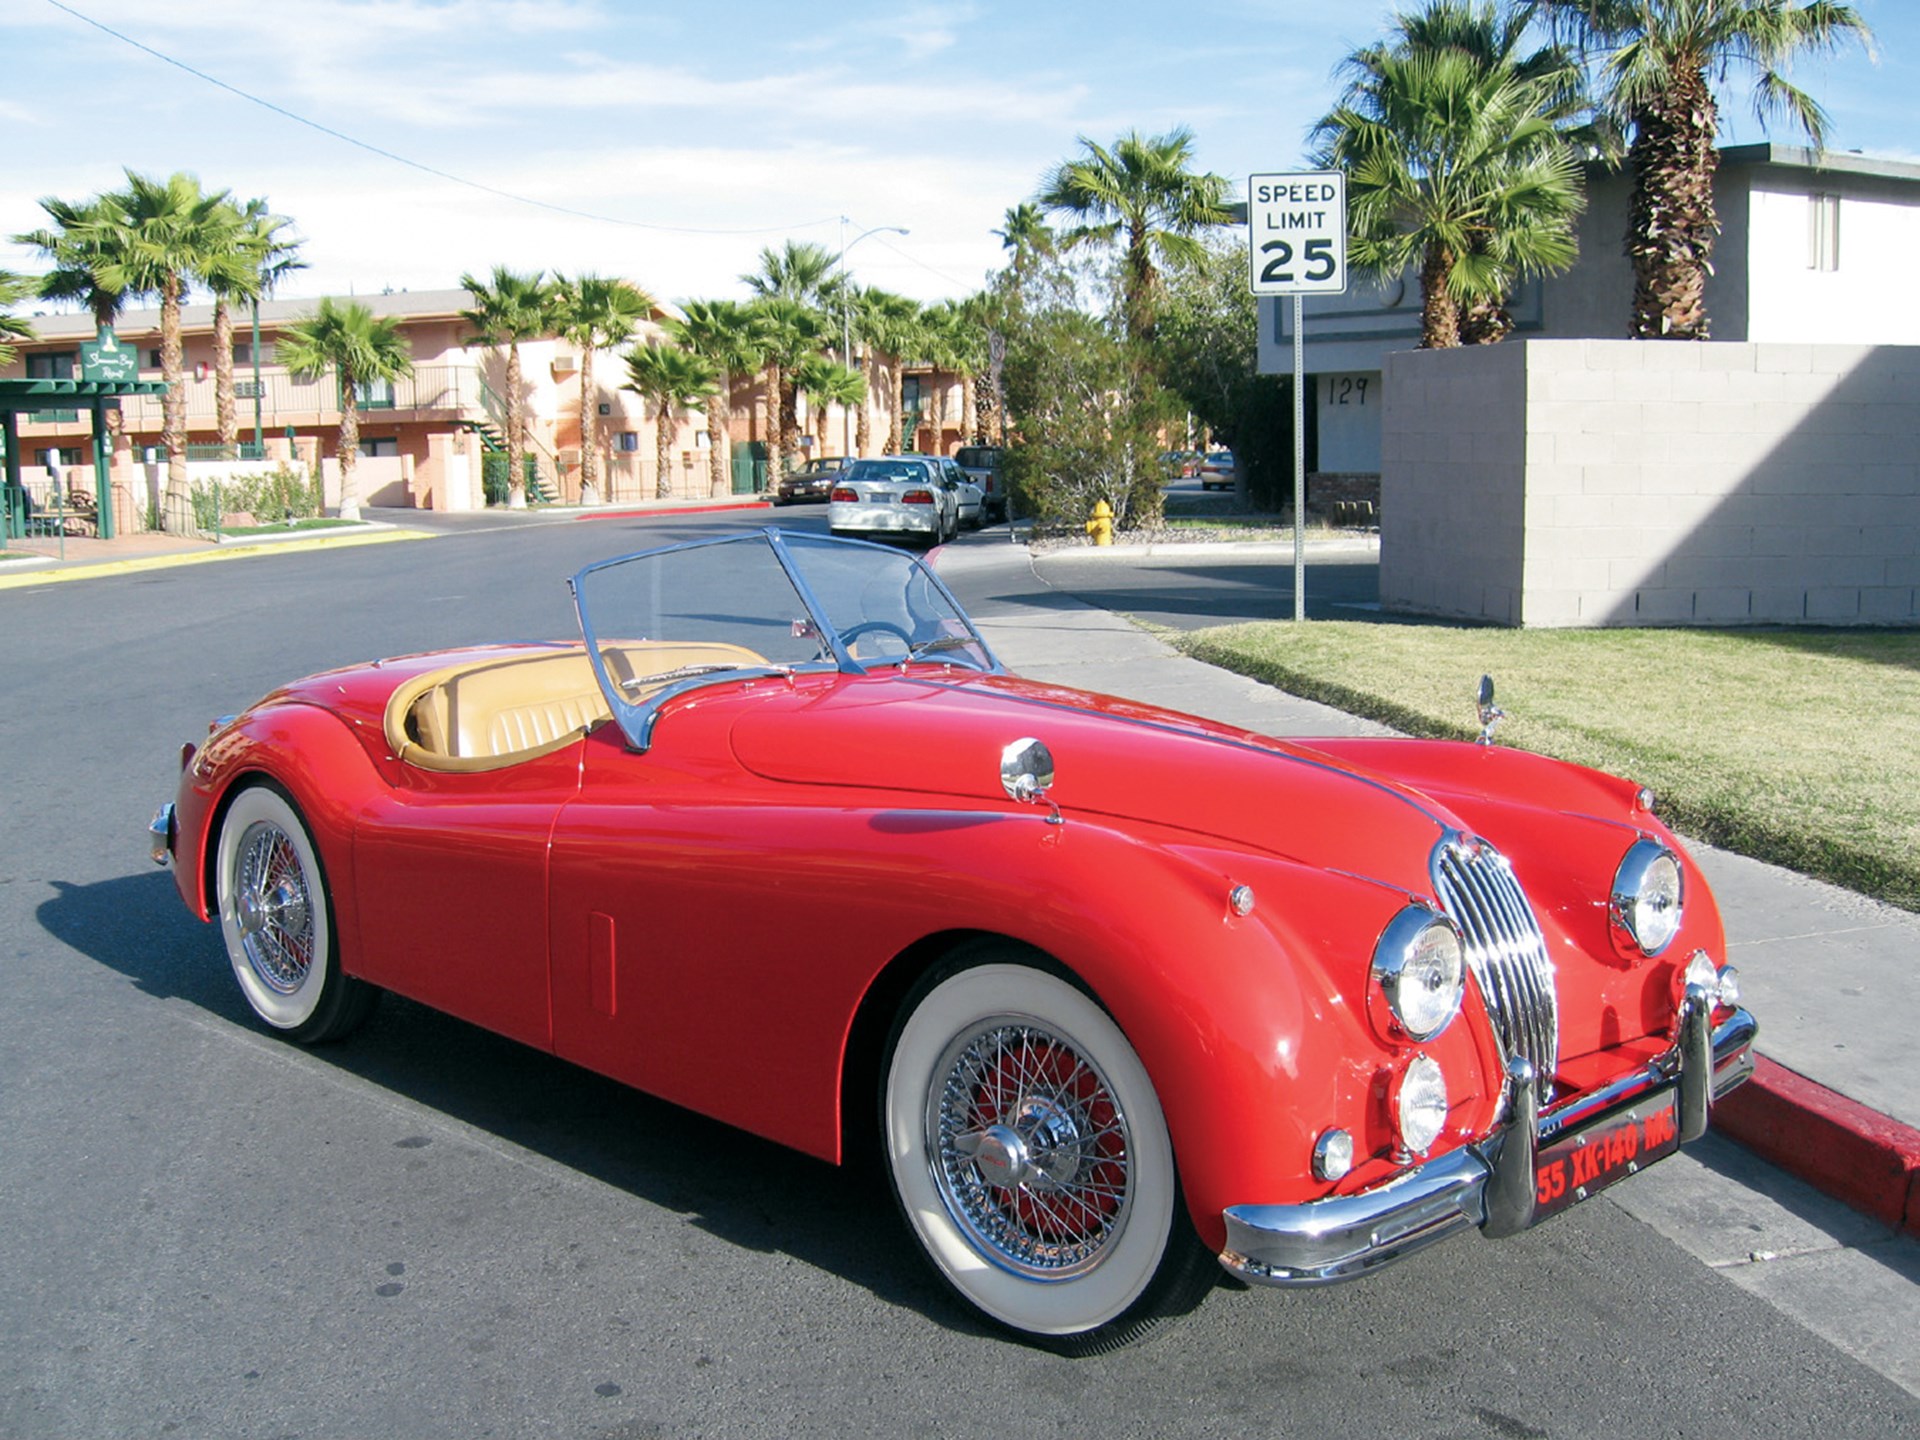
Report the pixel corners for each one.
[1175,621,1920,912]
[219,517,358,537]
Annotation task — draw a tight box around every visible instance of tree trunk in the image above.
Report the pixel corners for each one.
[337,379,362,522]
[888,361,905,453]
[1418,241,1461,349]
[709,379,731,498]
[961,373,978,444]
[1460,296,1514,345]
[656,401,674,499]
[1626,67,1719,340]
[505,345,527,508]
[855,368,872,457]
[762,362,784,490]
[160,275,196,536]
[213,299,238,459]
[578,344,600,504]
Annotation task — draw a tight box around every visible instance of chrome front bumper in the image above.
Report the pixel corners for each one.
[1220,997,1757,1286]
[148,803,175,866]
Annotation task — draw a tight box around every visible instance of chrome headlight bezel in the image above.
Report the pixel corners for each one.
[1369,906,1467,1043]
[1391,1054,1449,1157]
[1611,839,1684,957]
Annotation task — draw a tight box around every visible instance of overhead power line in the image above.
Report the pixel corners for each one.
[43,0,840,240]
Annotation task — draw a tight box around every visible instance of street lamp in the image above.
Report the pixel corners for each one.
[836,217,908,459]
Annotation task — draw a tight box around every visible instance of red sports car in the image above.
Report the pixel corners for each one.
[149,528,1755,1353]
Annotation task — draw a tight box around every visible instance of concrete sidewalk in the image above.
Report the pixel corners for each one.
[935,536,1920,1241]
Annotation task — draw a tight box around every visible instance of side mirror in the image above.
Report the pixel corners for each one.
[1000,737,1063,826]
[1476,675,1505,746]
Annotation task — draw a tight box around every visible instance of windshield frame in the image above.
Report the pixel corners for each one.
[567,527,1003,750]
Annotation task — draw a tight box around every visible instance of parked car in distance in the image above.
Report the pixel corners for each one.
[149,528,1756,1356]
[909,453,985,529]
[955,445,1007,522]
[829,455,959,547]
[1198,450,1236,490]
[776,456,847,504]
[1160,449,1198,480]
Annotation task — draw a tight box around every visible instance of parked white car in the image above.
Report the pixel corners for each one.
[908,453,985,529]
[828,456,962,547]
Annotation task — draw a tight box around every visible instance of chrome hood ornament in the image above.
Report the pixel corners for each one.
[1476,675,1505,746]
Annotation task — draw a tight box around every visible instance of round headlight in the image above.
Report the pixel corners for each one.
[1393,1055,1449,1157]
[1611,840,1683,957]
[1371,907,1467,1041]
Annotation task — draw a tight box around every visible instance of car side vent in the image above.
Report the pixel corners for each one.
[1433,837,1559,1100]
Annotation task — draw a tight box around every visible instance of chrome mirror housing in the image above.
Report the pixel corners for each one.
[1000,737,1055,802]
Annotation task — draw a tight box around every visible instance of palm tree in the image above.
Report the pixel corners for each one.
[667,298,767,497]
[1038,128,1233,344]
[1313,34,1587,349]
[746,296,832,490]
[207,199,303,459]
[852,288,923,452]
[460,266,555,507]
[81,171,237,534]
[621,343,719,500]
[742,240,845,311]
[553,274,655,504]
[203,199,304,459]
[0,271,34,367]
[1340,1,1602,343]
[276,298,414,522]
[793,355,867,453]
[1537,0,1872,338]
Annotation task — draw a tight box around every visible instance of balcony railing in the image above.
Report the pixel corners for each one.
[29,364,493,432]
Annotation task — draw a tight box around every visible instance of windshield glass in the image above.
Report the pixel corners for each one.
[843,458,934,486]
[571,529,998,748]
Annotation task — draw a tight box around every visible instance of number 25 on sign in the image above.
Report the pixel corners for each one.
[1248,171,1347,296]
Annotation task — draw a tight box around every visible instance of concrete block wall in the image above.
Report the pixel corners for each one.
[1381,340,1920,627]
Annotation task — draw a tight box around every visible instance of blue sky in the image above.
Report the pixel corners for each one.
[4,0,1913,312]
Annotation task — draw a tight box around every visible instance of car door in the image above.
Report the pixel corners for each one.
[350,742,585,1049]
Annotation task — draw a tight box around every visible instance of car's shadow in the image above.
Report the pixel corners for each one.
[43,871,995,1340]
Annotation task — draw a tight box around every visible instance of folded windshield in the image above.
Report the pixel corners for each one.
[570,528,998,748]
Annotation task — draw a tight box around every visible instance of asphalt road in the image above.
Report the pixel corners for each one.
[2,510,1915,1439]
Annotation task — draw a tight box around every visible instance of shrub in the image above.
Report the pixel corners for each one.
[191,462,323,530]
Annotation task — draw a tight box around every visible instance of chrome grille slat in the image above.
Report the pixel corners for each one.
[1434,838,1559,1097]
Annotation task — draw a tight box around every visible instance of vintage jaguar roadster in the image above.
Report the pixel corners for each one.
[149,529,1755,1352]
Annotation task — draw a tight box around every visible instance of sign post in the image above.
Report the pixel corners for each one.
[1248,171,1347,622]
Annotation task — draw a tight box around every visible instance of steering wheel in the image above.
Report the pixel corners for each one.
[839,620,914,655]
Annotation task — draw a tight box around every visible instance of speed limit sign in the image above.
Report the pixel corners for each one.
[1248,171,1347,296]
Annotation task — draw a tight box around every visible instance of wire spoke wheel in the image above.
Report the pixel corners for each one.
[884,957,1214,1352]
[215,784,376,1044]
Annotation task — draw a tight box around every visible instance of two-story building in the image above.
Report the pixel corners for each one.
[1259,144,1920,476]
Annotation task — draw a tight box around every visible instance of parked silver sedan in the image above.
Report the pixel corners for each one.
[828,456,961,547]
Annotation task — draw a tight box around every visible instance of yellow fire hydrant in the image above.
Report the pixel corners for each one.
[1085,499,1114,546]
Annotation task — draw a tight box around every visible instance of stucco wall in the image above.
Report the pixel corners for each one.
[1381,340,1920,627]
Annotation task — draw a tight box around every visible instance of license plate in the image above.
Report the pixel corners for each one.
[1533,1089,1681,1220]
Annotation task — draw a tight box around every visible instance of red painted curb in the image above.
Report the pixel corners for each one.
[1714,1055,1920,1236]
[575,501,772,521]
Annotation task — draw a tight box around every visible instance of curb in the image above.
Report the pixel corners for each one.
[0,526,432,590]
[1715,1055,1920,1236]
[575,500,773,522]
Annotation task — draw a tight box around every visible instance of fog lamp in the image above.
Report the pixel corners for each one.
[1682,952,1739,1010]
[1393,1055,1449,1157]
[1312,1128,1354,1182]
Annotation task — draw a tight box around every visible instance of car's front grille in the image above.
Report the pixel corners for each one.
[1433,837,1559,1098]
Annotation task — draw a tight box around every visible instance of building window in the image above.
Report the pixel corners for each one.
[350,377,396,409]
[615,433,640,452]
[357,437,400,458]
[26,351,77,422]
[35,446,85,469]
[1808,193,1840,271]
[147,349,163,368]
[235,380,264,399]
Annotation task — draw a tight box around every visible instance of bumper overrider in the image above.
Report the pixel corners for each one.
[149,802,176,866]
[1220,989,1757,1285]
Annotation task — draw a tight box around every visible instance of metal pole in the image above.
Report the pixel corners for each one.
[840,215,852,459]
[1292,293,1306,624]
[250,298,264,457]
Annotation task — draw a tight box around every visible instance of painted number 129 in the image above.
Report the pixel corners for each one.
[1259,238,1337,286]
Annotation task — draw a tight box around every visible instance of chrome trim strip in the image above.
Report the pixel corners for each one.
[148,803,175,866]
[1219,1006,1757,1287]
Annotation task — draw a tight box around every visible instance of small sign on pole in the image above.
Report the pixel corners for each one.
[1249,171,1348,623]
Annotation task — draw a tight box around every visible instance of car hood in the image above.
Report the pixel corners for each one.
[729,672,1455,891]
